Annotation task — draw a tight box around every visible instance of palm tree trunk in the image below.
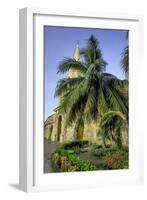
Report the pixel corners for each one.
[116,127,122,149]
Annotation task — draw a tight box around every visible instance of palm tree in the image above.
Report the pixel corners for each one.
[55,35,128,135]
[98,111,128,148]
[121,31,129,79]
[98,32,129,148]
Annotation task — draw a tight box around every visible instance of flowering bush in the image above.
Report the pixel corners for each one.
[105,150,128,169]
[90,144,128,169]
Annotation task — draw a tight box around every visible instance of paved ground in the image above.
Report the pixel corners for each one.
[44,139,61,173]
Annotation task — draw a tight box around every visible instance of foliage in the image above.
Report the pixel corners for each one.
[90,144,129,169]
[121,31,129,79]
[60,140,89,150]
[121,46,129,78]
[51,141,96,172]
[52,141,128,171]
[98,111,128,148]
[91,145,117,158]
[51,148,97,172]
[91,143,103,150]
[105,149,129,169]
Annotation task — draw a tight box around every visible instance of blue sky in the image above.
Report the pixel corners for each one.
[44,26,128,119]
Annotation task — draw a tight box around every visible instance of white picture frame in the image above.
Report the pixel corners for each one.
[19,7,144,192]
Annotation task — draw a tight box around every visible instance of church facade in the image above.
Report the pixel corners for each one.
[44,110,101,143]
[44,106,127,145]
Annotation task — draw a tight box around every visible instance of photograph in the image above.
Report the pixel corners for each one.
[43,26,129,173]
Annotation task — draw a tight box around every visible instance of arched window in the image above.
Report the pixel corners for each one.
[49,125,53,140]
[77,120,84,140]
[57,115,62,141]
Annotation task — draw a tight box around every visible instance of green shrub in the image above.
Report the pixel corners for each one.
[91,145,117,158]
[51,149,97,172]
[91,144,103,149]
[72,146,81,154]
[61,140,89,150]
[56,148,75,156]
[105,144,111,148]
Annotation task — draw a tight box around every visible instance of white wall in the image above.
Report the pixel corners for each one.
[0,0,146,199]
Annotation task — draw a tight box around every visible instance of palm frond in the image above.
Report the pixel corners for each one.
[84,85,99,121]
[88,35,99,47]
[66,93,87,125]
[57,58,87,74]
[98,110,128,147]
[57,80,86,115]
[54,77,84,97]
[121,46,129,78]
[107,86,128,116]
[80,35,107,70]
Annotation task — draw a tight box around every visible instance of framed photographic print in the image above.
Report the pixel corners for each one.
[19,8,144,192]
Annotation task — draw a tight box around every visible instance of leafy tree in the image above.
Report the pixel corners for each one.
[99,32,129,148]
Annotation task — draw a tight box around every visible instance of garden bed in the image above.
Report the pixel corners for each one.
[90,144,129,169]
[51,141,129,172]
[51,140,97,172]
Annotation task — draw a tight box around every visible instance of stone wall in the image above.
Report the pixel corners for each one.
[44,112,99,143]
[44,111,128,147]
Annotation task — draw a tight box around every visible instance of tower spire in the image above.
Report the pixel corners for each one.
[73,41,80,61]
[68,42,80,78]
